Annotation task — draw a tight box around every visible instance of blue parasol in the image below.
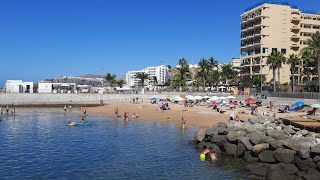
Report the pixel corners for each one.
[295,101,304,107]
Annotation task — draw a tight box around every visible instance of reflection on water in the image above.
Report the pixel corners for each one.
[0,108,248,179]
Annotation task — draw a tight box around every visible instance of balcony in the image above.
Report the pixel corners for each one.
[291,34,300,40]
[290,44,299,48]
[252,70,261,74]
[252,60,261,65]
[291,26,300,31]
[291,17,301,23]
[241,62,251,67]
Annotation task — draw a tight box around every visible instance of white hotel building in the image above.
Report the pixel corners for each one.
[125,65,169,89]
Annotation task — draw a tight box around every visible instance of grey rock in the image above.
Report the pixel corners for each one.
[266,123,277,129]
[267,163,298,180]
[302,168,320,180]
[211,135,227,147]
[224,142,237,156]
[270,139,283,149]
[252,123,265,130]
[236,142,246,157]
[282,139,301,151]
[299,146,310,159]
[249,132,266,145]
[283,127,296,135]
[205,128,219,136]
[295,156,315,172]
[300,130,309,136]
[267,130,288,140]
[217,127,229,135]
[226,130,245,142]
[239,137,253,151]
[273,148,296,164]
[313,156,320,163]
[258,150,276,163]
[246,163,269,177]
[195,128,207,142]
[244,151,259,163]
[252,143,269,153]
[311,145,320,154]
[260,136,274,144]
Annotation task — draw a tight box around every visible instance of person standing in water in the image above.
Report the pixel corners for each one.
[83,107,87,115]
[63,105,67,113]
[124,112,129,121]
[181,117,187,129]
[6,106,9,114]
[0,106,3,115]
[114,108,119,118]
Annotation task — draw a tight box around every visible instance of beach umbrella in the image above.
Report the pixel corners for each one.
[150,98,157,101]
[295,101,305,107]
[245,97,254,102]
[229,101,238,105]
[185,95,193,99]
[219,97,228,100]
[311,104,320,108]
[227,96,236,99]
[211,96,219,101]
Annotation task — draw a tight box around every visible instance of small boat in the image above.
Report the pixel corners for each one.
[68,121,77,126]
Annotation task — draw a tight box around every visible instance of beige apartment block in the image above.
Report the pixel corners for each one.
[240,2,320,86]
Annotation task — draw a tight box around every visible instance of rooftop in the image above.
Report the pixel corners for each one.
[244,0,319,15]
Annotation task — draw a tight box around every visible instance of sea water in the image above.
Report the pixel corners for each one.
[0,108,248,179]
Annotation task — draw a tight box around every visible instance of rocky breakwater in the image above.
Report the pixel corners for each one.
[194,116,320,180]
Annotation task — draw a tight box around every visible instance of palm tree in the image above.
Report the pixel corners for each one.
[198,58,209,88]
[301,31,320,92]
[173,61,192,91]
[267,51,284,91]
[208,57,219,70]
[287,54,301,92]
[276,53,286,89]
[135,72,150,88]
[116,79,125,88]
[105,73,116,87]
[178,58,188,66]
[220,64,234,85]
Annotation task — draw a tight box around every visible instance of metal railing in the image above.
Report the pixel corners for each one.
[265,92,320,99]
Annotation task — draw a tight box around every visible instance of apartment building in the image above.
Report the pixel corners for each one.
[240,1,320,85]
[125,65,169,88]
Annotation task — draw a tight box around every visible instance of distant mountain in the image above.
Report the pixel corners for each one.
[79,74,104,79]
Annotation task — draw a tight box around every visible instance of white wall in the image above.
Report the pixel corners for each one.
[38,83,53,93]
[5,80,33,93]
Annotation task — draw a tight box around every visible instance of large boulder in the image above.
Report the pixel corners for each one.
[265,123,277,129]
[246,163,270,177]
[239,137,253,151]
[224,142,237,156]
[313,156,320,163]
[226,130,245,142]
[211,135,227,147]
[295,156,316,172]
[205,128,219,136]
[244,151,259,163]
[267,130,288,140]
[236,142,246,157]
[249,132,266,145]
[258,150,276,163]
[299,146,311,159]
[283,127,296,135]
[251,143,269,153]
[267,163,298,180]
[302,168,320,180]
[195,128,207,142]
[270,139,283,149]
[311,145,320,155]
[273,148,296,164]
[282,139,301,151]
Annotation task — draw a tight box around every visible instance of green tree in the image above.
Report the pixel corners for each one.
[208,57,219,70]
[287,54,301,92]
[116,79,125,88]
[135,72,150,89]
[197,58,209,88]
[105,73,116,87]
[267,51,285,91]
[173,59,192,91]
[239,76,253,88]
[301,31,320,92]
[220,64,236,85]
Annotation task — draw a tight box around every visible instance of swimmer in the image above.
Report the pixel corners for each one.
[68,121,76,126]
[114,108,119,118]
[181,117,187,129]
[80,115,86,124]
[124,112,129,121]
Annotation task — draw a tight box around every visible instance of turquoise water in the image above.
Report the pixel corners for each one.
[0,108,247,179]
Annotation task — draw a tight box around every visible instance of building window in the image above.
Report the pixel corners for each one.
[272,48,277,53]
[263,48,268,54]
[281,49,286,54]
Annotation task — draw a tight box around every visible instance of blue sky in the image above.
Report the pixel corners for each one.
[0,0,318,86]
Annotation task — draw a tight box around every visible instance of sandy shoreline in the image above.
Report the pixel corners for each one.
[86,102,255,128]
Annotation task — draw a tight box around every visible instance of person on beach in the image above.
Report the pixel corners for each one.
[269,101,273,112]
[64,105,67,113]
[100,99,104,106]
[181,117,187,129]
[114,108,119,118]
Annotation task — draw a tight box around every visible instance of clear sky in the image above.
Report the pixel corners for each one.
[0,0,319,86]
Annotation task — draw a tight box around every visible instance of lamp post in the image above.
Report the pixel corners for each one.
[260,60,263,93]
